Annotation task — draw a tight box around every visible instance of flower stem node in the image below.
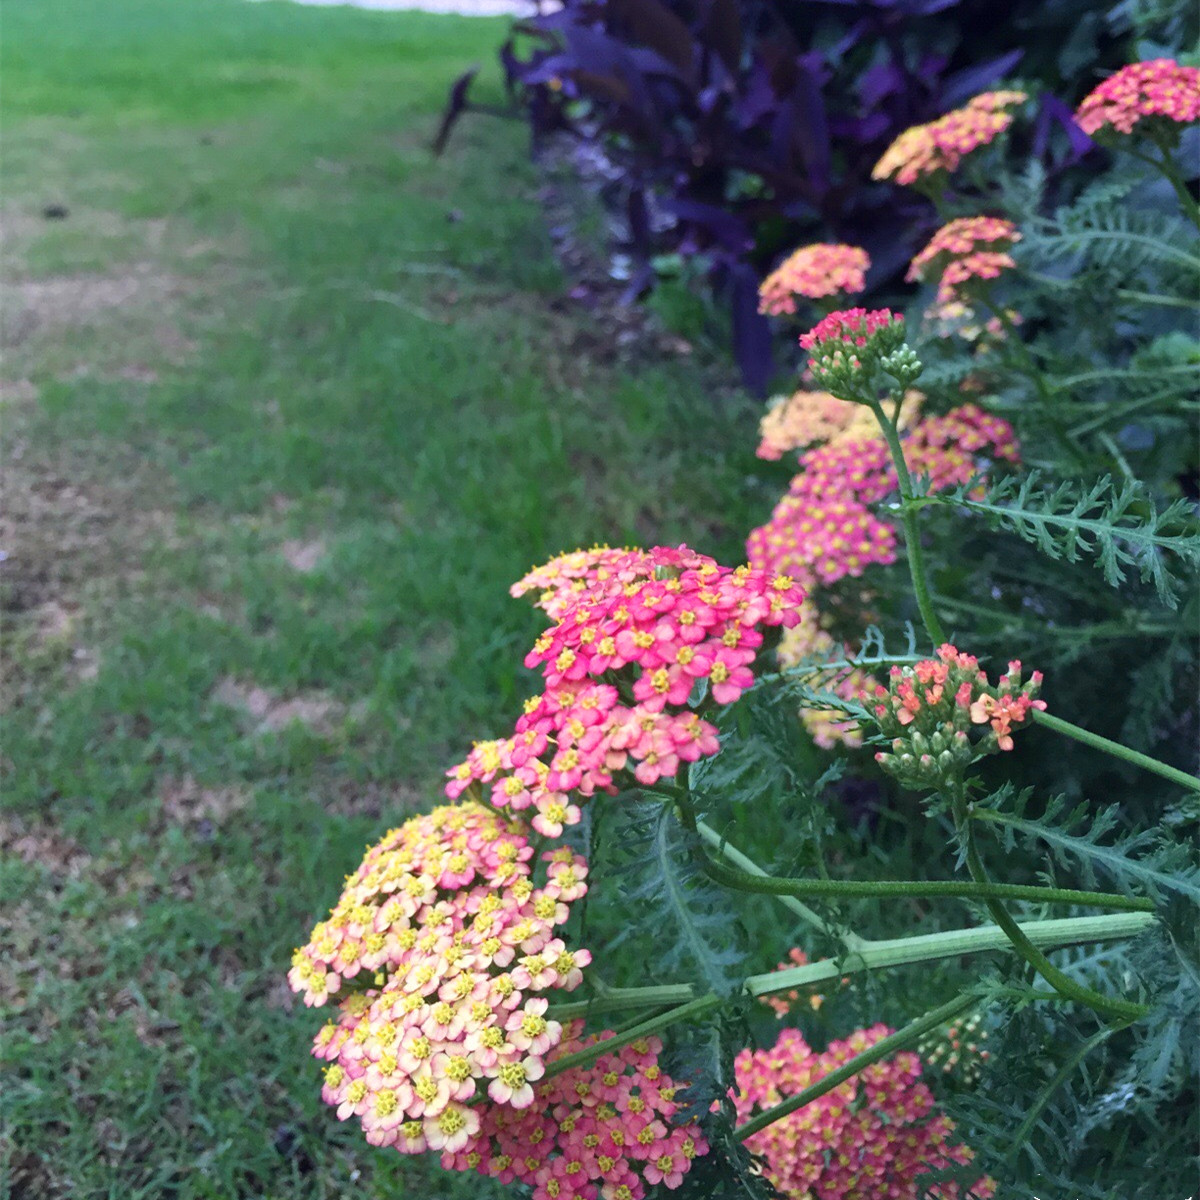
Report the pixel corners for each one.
[871,644,1046,790]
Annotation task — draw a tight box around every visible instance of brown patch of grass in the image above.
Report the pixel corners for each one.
[280,537,326,573]
[212,676,346,735]
[0,813,92,878]
[158,775,252,827]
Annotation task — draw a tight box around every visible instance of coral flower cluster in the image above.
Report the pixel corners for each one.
[758,243,870,315]
[458,1026,710,1199]
[756,389,922,461]
[872,644,1046,790]
[289,803,593,1157]
[447,546,807,826]
[735,1025,993,1199]
[747,403,1019,590]
[873,91,1027,188]
[1074,58,1200,137]
[908,217,1022,304]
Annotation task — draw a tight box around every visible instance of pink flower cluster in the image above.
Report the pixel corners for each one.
[447,546,807,824]
[758,243,870,315]
[873,91,1027,187]
[289,803,593,1157]
[1075,58,1200,137]
[734,1025,993,1199]
[908,217,1021,304]
[747,404,1019,589]
[454,1025,710,1199]
[799,307,902,354]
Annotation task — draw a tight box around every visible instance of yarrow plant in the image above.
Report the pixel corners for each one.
[757,243,871,316]
[871,91,1027,191]
[297,47,1200,1200]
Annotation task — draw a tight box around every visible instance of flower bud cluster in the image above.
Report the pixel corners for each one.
[453,1025,710,1199]
[734,1024,994,1199]
[872,644,1046,789]
[872,91,1027,188]
[758,243,870,315]
[799,308,907,397]
[447,546,807,826]
[917,1013,991,1087]
[1075,58,1200,138]
[288,803,593,1158]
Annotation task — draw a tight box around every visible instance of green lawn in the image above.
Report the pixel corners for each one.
[0,3,763,1196]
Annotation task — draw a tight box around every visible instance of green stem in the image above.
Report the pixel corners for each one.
[1031,709,1200,792]
[542,912,1155,1078]
[865,395,947,645]
[542,994,722,1080]
[694,844,1153,913]
[956,799,1149,1021]
[694,820,870,950]
[548,984,694,1022]
[733,993,977,1142]
[744,911,1156,997]
[1146,134,1200,231]
[1003,1026,1116,1163]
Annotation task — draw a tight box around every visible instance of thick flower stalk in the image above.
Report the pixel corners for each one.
[288,803,593,1156]
[448,546,807,825]
[871,644,1046,790]
[908,217,1022,305]
[455,1024,710,1199]
[734,1024,993,1199]
[758,243,870,316]
[872,91,1027,189]
[1074,58,1200,138]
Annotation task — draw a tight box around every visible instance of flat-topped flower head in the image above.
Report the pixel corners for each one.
[872,644,1045,789]
[747,403,1018,591]
[289,803,595,1159]
[1075,58,1200,139]
[909,217,1021,303]
[758,243,870,316]
[873,91,1027,189]
[448,546,807,831]
[735,1023,993,1199]
[455,1023,709,1199]
[757,389,922,461]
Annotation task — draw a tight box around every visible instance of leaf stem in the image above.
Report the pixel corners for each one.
[1031,709,1200,792]
[733,993,977,1142]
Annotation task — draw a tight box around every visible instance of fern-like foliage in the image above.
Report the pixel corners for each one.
[928,472,1200,608]
[1027,198,1199,276]
[975,788,1200,905]
[606,801,747,997]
